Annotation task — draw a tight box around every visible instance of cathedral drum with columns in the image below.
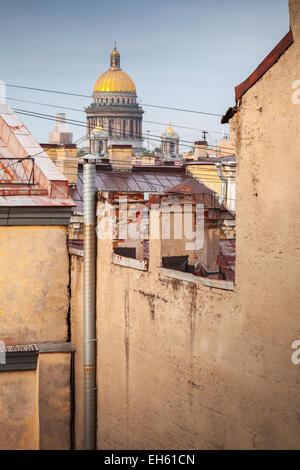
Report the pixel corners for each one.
[86,45,144,154]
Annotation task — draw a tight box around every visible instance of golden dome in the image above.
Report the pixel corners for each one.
[166,122,175,134]
[93,44,136,93]
[93,69,136,93]
[162,122,179,139]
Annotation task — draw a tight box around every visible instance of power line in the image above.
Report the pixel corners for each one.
[7,97,85,113]
[7,84,90,98]
[142,103,222,117]
[6,96,228,135]
[1,146,235,199]
[13,107,235,155]
[6,83,223,117]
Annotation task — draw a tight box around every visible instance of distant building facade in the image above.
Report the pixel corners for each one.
[40,113,79,185]
[49,113,73,145]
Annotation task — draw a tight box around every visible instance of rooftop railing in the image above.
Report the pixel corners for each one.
[0,157,34,185]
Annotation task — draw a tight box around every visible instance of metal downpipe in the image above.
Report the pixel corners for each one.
[215,162,227,205]
[83,158,97,450]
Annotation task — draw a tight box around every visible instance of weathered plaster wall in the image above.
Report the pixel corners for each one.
[224,0,300,449]
[0,370,39,450]
[96,237,238,449]
[39,353,71,450]
[70,253,84,449]
[0,226,72,449]
[0,226,69,344]
[92,3,300,449]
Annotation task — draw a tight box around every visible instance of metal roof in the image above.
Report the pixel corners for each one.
[0,103,74,209]
[165,177,216,195]
[70,165,187,212]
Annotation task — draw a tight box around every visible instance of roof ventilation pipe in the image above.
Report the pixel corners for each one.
[83,155,97,450]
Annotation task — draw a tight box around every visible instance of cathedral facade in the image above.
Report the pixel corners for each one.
[85,45,144,154]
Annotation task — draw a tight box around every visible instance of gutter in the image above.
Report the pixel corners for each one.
[215,162,226,205]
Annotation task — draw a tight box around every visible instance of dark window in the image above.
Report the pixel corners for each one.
[109,120,113,136]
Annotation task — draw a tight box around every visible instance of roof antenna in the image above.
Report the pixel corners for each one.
[202,130,208,144]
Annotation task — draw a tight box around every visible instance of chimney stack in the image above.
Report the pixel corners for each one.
[49,113,73,145]
[194,141,208,159]
[108,145,133,171]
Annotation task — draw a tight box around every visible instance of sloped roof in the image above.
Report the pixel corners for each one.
[165,177,216,195]
[0,103,74,211]
[70,164,187,213]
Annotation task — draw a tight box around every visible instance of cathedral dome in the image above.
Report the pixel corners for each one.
[162,123,179,139]
[93,69,136,93]
[93,45,136,93]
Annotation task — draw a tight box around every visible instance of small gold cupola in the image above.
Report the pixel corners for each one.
[110,42,120,69]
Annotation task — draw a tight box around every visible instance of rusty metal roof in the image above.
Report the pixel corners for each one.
[70,164,187,212]
[0,104,74,209]
[165,177,216,195]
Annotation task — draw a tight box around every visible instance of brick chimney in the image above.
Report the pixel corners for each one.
[194,140,208,159]
[108,145,133,171]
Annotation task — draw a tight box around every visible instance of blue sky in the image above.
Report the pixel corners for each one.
[0,0,290,150]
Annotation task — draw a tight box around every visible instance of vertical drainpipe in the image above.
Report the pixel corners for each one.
[83,155,97,450]
[215,162,227,205]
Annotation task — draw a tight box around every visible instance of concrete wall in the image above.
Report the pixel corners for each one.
[0,226,69,345]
